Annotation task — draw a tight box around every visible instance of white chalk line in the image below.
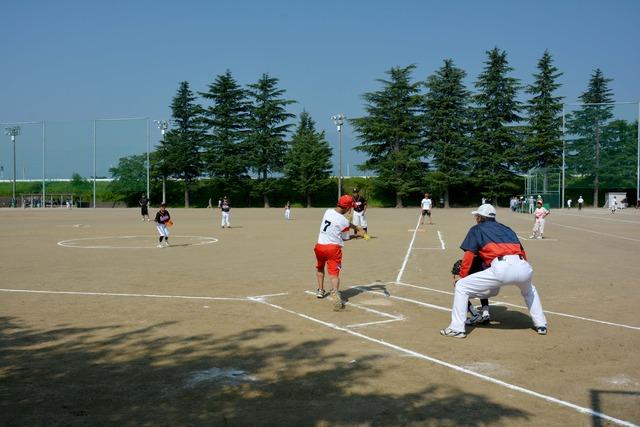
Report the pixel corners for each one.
[57,235,219,249]
[549,223,640,243]
[554,211,640,225]
[437,230,445,250]
[0,288,247,301]
[391,282,640,331]
[351,286,450,313]
[250,297,637,427]
[412,247,444,250]
[396,213,423,283]
[2,287,637,425]
[304,290,404,322]
[508,215,640,243]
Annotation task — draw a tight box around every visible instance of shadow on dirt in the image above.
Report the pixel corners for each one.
[0,316,531,426]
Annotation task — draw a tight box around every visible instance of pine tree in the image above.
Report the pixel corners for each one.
[423,59,472,207]
[351,65,425,208]
[566,69,614,206]
[472,48,523,203]
[199,70,250,189]
[158,81,206,207]
[284,111,333,207]
[245,73,295,207]
[523,50,564,171]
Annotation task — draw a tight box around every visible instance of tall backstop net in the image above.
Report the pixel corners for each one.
[526,167,561,208]
[563,102,639,208]
[0,118,152,207]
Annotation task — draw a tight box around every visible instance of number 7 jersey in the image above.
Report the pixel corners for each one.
[317,208,350,246]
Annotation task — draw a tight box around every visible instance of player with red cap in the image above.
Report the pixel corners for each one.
[313,194,364,310]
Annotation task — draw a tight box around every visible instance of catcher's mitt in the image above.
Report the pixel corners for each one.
[451,256,485,276]
[451,259,462,276]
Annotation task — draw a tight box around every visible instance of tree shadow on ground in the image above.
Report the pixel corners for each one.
[0,316,531,426]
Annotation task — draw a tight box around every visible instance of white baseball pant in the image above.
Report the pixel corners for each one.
[156,224,169,238]
[221,211,230,227]
[532,218,545,237]
[448,255,547,332]
[352,211,367,228]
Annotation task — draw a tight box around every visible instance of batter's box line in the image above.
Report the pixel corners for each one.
[251,297,637,427]
[304,290,404,328]
[390,281,640,331]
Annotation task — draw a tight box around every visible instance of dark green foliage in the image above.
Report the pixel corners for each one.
[565,69,614,205]
[284,111,333,207]
[158,81,207,207]
[245,73,296,207]
[107,154,147,206]
[522,50,564,171]
[351,65,426,207]
[471,48,523,202]
[200,70,250,185]
[423,59,472,207]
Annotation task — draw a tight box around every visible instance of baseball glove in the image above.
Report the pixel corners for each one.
[451,259,462,276]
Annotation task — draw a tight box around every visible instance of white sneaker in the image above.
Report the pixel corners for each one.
[537,236,542,239]
[164,241,170,246]
[157,244,163,248]
[316,289,327,299]
[440,328,466,338]
[529,235,535,239]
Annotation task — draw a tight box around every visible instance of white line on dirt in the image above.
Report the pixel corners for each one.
[437,230,445,249]
[304,290,403,321]
[0,288,247,301]
[2,287,636,425]
[250,297,637,427]
[396,214,423,283]
[391,282,640,331]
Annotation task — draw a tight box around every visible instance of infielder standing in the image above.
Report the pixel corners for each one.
[154,203,171,248]
[420,193,433,225]
[440,204,547,338]
[578,195,584,210]
[351,188,368,235]
[530,200,550,239]
[284,201,291,220]
[610,196,618,214]
[139,193,150,221]
[314,194,362,310]
[220,196,231,228]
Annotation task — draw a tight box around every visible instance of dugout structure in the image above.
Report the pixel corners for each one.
[20,193,79,208]
[562,102,639,208]
[525,168,561,209]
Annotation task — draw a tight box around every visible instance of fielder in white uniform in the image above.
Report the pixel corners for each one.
[420,193,433,225]
[530,200,550,239]
[610,196,617,213]
[440,204,547,338]
[220,196,231,228]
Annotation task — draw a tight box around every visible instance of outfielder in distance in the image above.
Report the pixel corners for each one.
[440,204,548,338]
[314,194,365,311]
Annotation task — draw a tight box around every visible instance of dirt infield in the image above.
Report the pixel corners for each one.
[1,206,639,426]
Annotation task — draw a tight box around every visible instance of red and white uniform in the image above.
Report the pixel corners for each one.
[532,206,549,238]
[314,209,350,276]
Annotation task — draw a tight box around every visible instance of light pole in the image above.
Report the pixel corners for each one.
[4,126,20,207]
[154,120,169,204]
[332,114,345,198]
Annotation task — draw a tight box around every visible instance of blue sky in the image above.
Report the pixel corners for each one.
[1,0,639,179]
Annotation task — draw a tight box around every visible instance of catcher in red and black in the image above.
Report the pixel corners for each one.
[451,256,490,325]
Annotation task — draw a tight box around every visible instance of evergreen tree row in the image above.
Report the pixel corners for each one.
[111,48,636,208]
